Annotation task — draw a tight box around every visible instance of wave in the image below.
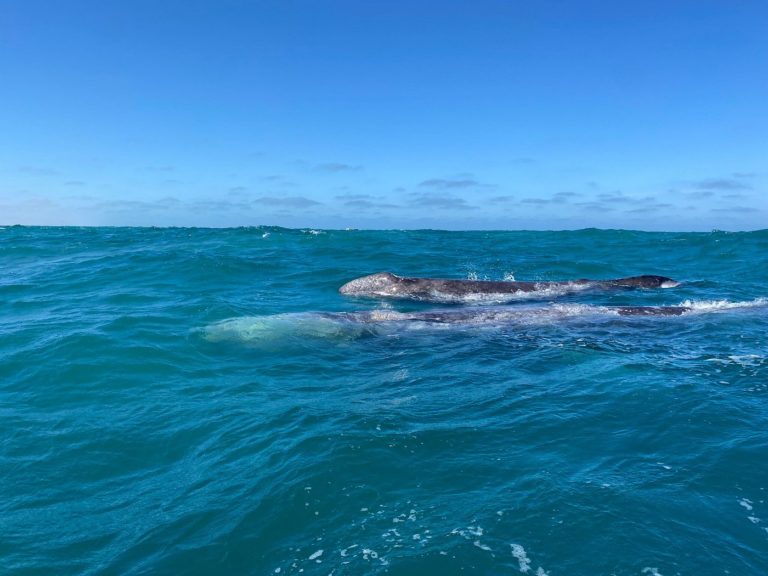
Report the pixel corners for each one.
[677,297,768,312]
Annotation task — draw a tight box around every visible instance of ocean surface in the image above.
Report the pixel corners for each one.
[2,226,767,576]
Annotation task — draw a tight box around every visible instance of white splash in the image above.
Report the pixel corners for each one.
[428,282,594,305]
[339,544,357,557]
[678,297,768,312]
[510,544,532,573]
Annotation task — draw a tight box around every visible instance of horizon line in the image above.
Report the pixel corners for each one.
[2,224,765,234]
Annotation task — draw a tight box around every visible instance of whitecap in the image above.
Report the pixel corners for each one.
[677,297,768,312]
[739,498,754,511]
[510,543,531,573]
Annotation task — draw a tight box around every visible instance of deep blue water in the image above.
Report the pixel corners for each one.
[1,226,767,576]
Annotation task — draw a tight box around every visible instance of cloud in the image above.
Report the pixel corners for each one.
[418,178,480,189]
[92,196,255,215]
[684,190,715,199]
[334,193,400,210]
[335,193,380,201]
[19,165,58,176]
[597,192,632,203]
[552,191,580,203]
[693,178,752,191]
[710,206,758,213]
[315,162,362,173]
[575,201,616,212]
[576,192,670,215]
[342,200,376,209]
[625,203,674,214]
[64,180,86,187]
[260,174,298,188]
[343,199,401,210]
[675,175,756,199]
[596,192,657,205]
[228,186,248,194]
[189,200,252,212]
[408,192,477,210]
[93,199,173,212]
[494,191,580,207]
[253,196,322,208]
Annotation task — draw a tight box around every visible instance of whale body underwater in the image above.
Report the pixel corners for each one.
[331,305,692,322]
[203,304,698,344]
[339,272,680,303]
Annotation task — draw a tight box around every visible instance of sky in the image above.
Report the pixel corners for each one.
[1,0,766,230]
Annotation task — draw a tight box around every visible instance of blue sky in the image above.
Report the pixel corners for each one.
[1,0,766,229]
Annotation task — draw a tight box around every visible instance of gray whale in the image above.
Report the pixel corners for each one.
[339,272,680,303]
[334,305,691,322]
[203,304,695,344]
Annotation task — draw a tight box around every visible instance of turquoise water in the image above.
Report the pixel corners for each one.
[2,226,767,576]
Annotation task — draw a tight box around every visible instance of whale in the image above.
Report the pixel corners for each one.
[203,303,699,344]
[339,272,680,303]
[202,298,768,345]
[332,305,691,322]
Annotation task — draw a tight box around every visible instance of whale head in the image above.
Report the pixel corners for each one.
[339,272,402,296]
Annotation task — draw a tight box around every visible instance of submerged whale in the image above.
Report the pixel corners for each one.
[335,305,691,322]
[339,272,680,303]
[203,304,696,344]
[203,299,767,345]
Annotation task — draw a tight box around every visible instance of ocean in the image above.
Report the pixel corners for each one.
[1,226,767,575]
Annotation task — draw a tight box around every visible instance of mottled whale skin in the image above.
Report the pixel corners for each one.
[339,272,680,302]
[332,305,691,323]
[203,304,697,345]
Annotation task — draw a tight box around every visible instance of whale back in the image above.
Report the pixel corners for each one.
[609,275,680,288]
[338,272,681,301]
[338,272,402,296]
